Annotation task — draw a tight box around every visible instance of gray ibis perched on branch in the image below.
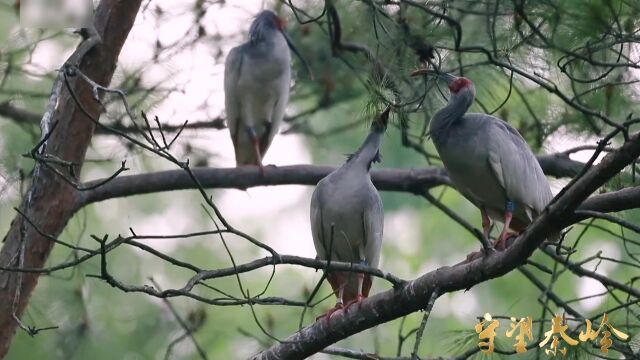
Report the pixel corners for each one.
[310,108,389,320]
[224,10,312,168]
[412,70,558,252]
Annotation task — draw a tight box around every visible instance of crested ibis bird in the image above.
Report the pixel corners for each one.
[224,10,311,168]
[310,108,389,320]
[412,70,557,252]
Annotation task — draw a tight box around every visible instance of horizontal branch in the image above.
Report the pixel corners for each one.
[189,255,406,290]
[101,118,226,134]
[0,100,227,134]
[0,101,321,135]
[0,101,39,127]
[536,154,586,178]
[76,153,584,210]
[75,165,450,209]
[89,252,406,306]
[571,186,640,218]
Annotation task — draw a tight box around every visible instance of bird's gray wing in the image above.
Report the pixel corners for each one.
[310,180,354,262]
[224,46,244,151]
[362,189,383,268]
[484,116,553,217]
[310,185,324,259]
[261,69,291,154]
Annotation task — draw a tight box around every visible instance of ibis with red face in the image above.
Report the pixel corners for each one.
[224,10,311,168]
[413,70,557,251]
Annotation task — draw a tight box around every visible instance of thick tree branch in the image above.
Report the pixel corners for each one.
[76,154,584,210]
[0,0,142,356]
[251,131,640,359]
[75,166,449,209]
[570,186,640,219]
[536,154,586,178]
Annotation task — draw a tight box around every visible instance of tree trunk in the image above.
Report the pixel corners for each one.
[0,0,142,356]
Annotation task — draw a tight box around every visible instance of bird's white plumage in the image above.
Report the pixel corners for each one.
[224,47,243,154]
[437,113,552,226]
[224,13,292,165]
[485,115,553,218]
[310,124,386,301]
[311,172,383,262]
[430,79,555,238]
[310,168,383,299]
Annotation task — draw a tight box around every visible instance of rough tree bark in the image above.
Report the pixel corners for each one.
[73,155,583,210]
[0,0,142,356]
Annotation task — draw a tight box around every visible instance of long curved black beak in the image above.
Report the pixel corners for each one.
[411,69,457,84]
[282,30,314,80]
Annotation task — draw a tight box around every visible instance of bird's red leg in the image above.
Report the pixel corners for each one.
[316,272,345,322]
[362,274,372,298]
[481,207,492,239]
[344,273,366,312]
[247,127,264,173]
[496,202,515,250]
[466,208,493,262]
[252,138,264,174]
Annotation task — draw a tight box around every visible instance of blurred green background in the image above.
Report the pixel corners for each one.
[0,0,638,359]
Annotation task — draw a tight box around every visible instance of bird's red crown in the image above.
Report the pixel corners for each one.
[448,77,473,93]
[275,16,287,30]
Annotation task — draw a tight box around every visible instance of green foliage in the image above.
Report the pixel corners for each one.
[0,0,639,359]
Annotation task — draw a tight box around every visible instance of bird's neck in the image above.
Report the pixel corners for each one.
[250,26,279,44]
[344,131,382,173]
[430,91,473,143]
[247,31,288,59]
